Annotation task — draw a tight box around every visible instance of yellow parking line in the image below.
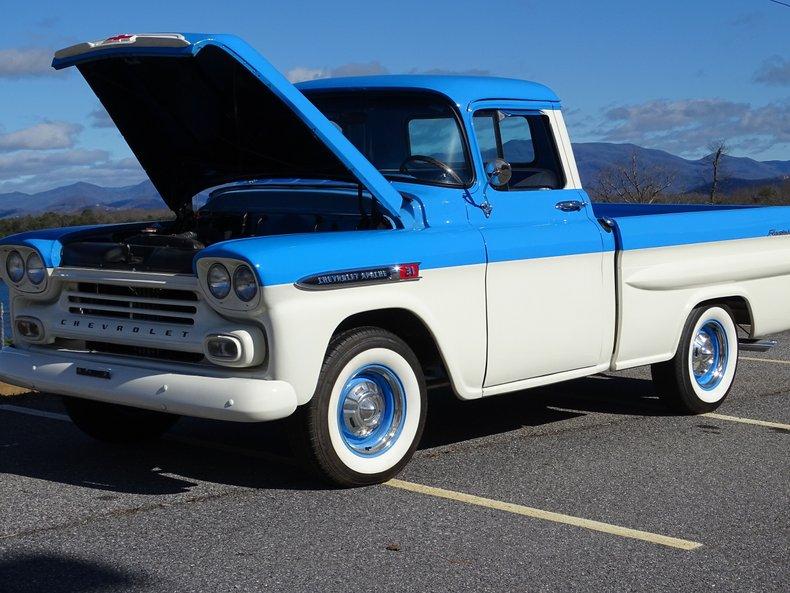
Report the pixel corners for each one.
[385,479,701,550]
[701,412,790,431]
[742,356,790,365]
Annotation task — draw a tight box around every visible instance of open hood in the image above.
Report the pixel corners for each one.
[52,33,404,221]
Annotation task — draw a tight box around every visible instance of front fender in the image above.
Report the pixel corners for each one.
[260,263,487,404]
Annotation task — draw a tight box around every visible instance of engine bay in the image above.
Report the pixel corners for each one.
[59,185,395,273]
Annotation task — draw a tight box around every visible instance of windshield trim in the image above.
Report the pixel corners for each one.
[303,88,476,190]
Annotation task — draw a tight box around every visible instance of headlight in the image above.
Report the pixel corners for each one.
[26,252,45,285]
[6,251,25,283]
[233,265,258,302]
[207,263,231,299]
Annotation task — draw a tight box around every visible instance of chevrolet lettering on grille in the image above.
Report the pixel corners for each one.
[59,319,190,338]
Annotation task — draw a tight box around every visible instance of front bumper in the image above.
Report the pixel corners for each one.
[0,347,297,422]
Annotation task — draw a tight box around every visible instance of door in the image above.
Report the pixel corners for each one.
[471,109,610,387]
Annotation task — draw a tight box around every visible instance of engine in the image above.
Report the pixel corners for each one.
[59,186,394,274]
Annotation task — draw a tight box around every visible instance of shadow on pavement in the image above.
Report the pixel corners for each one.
[420,373,670,448]
[0,552,155,592]
[0,373,672,494]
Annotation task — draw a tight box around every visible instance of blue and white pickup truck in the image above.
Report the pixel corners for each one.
[1,33,789,485]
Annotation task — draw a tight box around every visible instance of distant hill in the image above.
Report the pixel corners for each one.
[0,143,787,217]
[572,143,789,194]
[0,180,164,218]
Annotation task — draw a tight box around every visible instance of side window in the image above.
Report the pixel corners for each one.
[473,110,565,191]
[499,116,535,163]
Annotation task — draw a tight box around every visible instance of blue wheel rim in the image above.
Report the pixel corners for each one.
[692,320,728,390]
[337,364,406,457]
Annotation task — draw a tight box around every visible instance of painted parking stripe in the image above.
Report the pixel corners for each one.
[385,479,701,550]
[0,404,68,422]
[741,356,790,365]
[701,412,790,431]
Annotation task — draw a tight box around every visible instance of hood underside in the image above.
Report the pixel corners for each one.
[53,34,404,220]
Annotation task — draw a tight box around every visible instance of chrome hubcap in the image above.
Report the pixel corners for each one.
[342,380,385,438]
[692,332,715,376]
[337,364,406,457]
[691,320,728,390]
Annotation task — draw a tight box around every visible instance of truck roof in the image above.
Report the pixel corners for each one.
[296,75,561,106]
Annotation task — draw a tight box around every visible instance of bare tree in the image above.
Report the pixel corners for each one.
[705,140,728,204]
[592,153,675,203]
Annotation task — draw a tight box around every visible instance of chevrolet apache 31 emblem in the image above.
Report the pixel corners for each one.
[295,263,420,291]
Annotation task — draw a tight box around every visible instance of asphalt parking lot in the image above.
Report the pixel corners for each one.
[1,334,788,593]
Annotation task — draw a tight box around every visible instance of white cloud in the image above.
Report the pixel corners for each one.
[0,47,60,78]
[0,149,109,179]
[88,107,115,128]
[753,55,790,87]
[286,66,328,83]
[286,61,493,83]
[595,98,790,155]
[0,121,83,152]
[0,149,147,193]
[286,61,388,83]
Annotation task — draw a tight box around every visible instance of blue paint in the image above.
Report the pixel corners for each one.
[197,226,486,286]
[0,222,150,268]
[298,76,560,108]
[593,203,790,250]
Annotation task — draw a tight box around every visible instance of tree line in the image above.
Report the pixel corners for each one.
[0,208,173,239]
[592,141,789,205]
[0,167,788,240]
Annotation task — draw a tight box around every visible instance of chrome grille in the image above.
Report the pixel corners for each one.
[65,282,198,326]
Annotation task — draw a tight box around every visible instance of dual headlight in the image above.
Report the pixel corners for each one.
[207,263,258,302]
[6,250,45,285]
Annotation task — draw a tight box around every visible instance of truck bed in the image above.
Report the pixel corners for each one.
[592,202,790,250]
[591,202,790,371]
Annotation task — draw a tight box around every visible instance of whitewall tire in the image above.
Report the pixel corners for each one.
[290,327,427,486]
[651,305,739,414]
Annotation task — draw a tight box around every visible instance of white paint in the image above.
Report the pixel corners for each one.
[0,347,296,422]
[548,109,582,190]
[484,251,615,387]
[612,234,790,370]
[262,264,488,403]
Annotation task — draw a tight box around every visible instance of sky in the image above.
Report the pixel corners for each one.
[0,0,788,193]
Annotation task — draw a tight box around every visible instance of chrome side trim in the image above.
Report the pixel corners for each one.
[295,263,420,291]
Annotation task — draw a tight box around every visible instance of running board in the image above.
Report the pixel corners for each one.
[738,339,778,353]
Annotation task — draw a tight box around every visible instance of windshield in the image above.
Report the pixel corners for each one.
[305,90,472,187]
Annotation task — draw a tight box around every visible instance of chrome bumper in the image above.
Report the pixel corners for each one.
[0,347,297,422]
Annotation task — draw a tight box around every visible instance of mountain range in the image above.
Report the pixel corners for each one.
[0,142,787,217]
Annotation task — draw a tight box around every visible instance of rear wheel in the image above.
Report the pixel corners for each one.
[291,327,427,487]
[651,305,739,414]
[63,397,179,443]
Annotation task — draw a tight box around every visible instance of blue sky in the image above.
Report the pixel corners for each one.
[0,0,788,193]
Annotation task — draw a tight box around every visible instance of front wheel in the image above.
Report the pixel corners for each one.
[291,327,427,487]
[651,305,739,414]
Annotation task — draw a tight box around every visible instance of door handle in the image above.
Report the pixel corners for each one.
[555,200,586,212]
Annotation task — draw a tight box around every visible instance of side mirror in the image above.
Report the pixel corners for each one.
[485,158,512,189]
